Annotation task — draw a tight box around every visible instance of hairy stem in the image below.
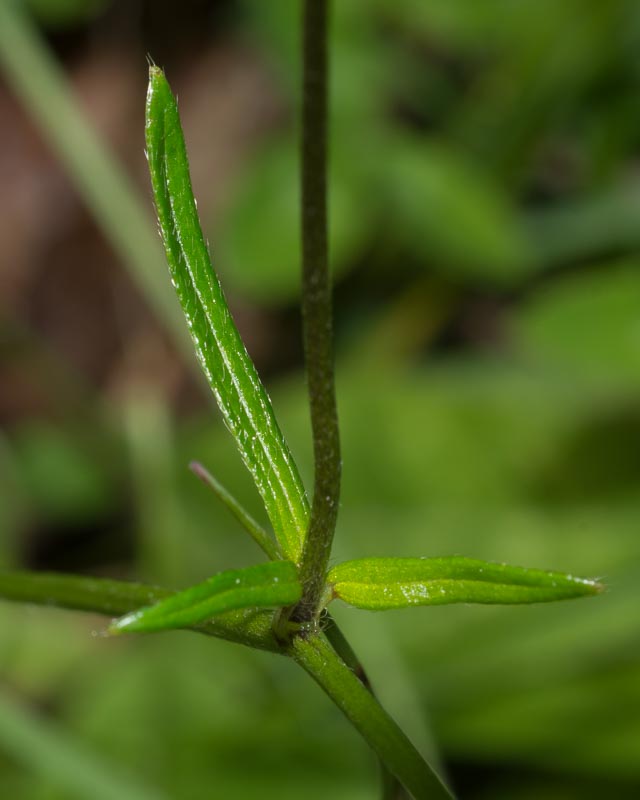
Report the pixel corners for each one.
[294,0,341,622]
[290,634,453,800]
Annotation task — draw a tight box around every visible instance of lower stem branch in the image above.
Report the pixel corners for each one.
[290,633,453,800]
[324,615,410,799]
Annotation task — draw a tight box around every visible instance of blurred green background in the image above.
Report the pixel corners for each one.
[1,0,639,797]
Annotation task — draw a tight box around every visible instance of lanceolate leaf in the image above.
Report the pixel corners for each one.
[110,561,301,634]
[0,570,282,652]
[145,66,309,562]
[328,557,603,610]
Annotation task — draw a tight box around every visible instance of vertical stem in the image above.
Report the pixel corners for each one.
[294,0,341,620]
[291,11,427,793]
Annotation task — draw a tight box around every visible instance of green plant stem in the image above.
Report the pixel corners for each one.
[324,616,410,799]
[290,634,453,800]
[323,613,372,688]
[0,571,281,653]
[294,0,341,622]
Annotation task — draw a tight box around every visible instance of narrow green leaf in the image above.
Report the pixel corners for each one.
[189,461,280,561]
[0,570,283,652]
[110,561,301,634]
[145,66,309,562]
[328,557,603,610]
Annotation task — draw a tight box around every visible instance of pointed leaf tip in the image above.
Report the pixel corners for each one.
[111,561,301,634]
[328,557,603,611]
[145,67,309,562]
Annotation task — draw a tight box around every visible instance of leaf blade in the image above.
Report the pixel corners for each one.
[328,557,603,610]
[110,561,301,634]
[0,570,283,652]
[145,66,309,562]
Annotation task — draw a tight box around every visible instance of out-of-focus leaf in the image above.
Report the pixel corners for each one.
[526,182,640,268]
[110,561,301,634]
[145,67,309,562]
[63,635,377,800]
[25,0,108,27]
[514,259,640,385]
[240,0,388,120]
[219,141,299,302]
[0,605,95,695]
[438,661,640,779]
[381,136,530,284]
[320,361,585,508]
[0,687,164,800]
[220,139,368,303]
[329,557,602,610]
[11,421,114,521]
[447,1,621,180]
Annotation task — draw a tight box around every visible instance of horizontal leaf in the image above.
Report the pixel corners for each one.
[328,557,603,610]
[110,561,301,634]
[0,570,283,652]
[145,66,309,562]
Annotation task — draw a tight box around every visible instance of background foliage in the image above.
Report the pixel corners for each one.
[1,0,639,797]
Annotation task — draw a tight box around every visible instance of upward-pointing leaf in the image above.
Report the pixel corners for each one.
[145,66,309,563]
[328,557,603,610]
[109,561,301,634]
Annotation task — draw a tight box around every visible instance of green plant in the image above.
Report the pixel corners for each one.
[0,3,604,798]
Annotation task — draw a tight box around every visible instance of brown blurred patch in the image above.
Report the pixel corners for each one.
[0,29,285,424]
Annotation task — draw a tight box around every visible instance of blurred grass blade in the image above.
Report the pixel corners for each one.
[190,461,280,560]
[110,561,301,634]
[0,2,191,357]
[328,557,603,610]
[0,433,23,568]
[0,570,282,652]
[0,688,164,800]
[124,385,186,585]
[146,66,309,562]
